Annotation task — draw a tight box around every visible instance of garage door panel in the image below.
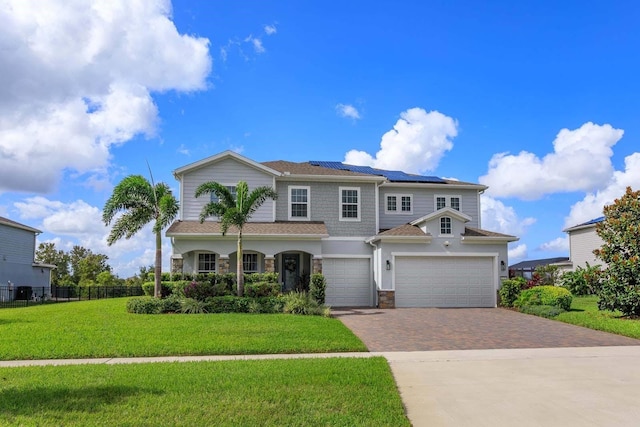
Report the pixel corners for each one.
[395,256,495,308]
[324,258,371,307]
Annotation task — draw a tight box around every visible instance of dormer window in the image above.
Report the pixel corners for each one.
[440,217,452,235]
[211,185,236,203]
[435,195,461,211]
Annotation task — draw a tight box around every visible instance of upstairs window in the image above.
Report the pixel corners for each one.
[198,253,216,273]
[386,194,413,214]
[440,217,452,235]
[211,185,237,203]
[289,186,310,220]
[435,195,461,211]
[340,187,360,221]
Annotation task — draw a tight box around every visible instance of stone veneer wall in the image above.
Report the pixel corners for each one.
[265,257,275,273]
[218,257,230,274]
[377,290,395,309]
[313,258,322,274]
[171,258,183,273]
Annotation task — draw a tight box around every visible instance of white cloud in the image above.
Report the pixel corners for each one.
[246,35,265,54]
[538,237,569,252]
[177,144,190,155]
[0,0,211,194]
[344,107,457,174]
[264,24,277,35]
[479,122,623,200]
[480,195,536,236]
[336,103,361,120]
[508,244,528,262]
[563,152,640,229]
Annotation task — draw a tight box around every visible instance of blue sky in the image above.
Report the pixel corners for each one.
[1,0,639,277]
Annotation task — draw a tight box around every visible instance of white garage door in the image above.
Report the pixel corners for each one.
[395,256,495,308]
[323,258,371,307]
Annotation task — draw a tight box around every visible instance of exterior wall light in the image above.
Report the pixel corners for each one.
[501,260,506,271]
[386,260,391,270]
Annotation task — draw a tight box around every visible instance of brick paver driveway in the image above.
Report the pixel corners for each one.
[332,307,640,351]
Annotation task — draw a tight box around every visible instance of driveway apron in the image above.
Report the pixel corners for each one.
[332,308,640,351]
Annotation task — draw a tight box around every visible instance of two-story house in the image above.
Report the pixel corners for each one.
[563,216,606,271]
[167,151,517,308]
[0,216,55,300]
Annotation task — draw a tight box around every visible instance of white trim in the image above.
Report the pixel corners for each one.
[288,185,311,221]
[280,174,385,183]
[380,182,487,190]
[322,236,368,241]
[322,254,372,259]
[384,193,413,215]
[461,235,519,243]
[339,186,361,222]
[411,207,472,225]
[173,150,281,177]
[439,216,453,236]
[195,251,217,273]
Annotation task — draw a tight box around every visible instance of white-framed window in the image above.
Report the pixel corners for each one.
[289,186,310,220]
[211,185,237,203]
[440,217,452,235]
[197,253,216,273]
[435,195,461,211]
[243,253,258,273]
[385,194,412,214]
[339,187,360,221]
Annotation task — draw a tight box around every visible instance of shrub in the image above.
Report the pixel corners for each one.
[519,304,566,318]
[161,295,182,313]
[281,291,330,316]
[309,274,326,304]
[180,298,209,314]
[183,281,214,301]
[514,286,572,311]
[245,281,280,298]
[126,297,163,314]
[559,264,603,296]
[206,296,250,313]
[498,277,526,307]
[245,272,279,284]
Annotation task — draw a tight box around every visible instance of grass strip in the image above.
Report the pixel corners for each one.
[555,296,640,339]
[0,357,409,426]
[0,299,366,360]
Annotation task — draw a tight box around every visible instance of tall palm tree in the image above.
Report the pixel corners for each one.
[103,175,179,298]
[195,180,277,297]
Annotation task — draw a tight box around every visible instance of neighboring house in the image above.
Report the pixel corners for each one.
[509,257,571,279]
[563,216,606,271]
[167,151,518,308]
[0,216,55,301]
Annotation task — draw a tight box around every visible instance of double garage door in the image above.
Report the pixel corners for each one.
[323,258,371,307]
[395,256,496,308]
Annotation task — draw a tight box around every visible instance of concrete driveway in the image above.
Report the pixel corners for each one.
[334,308,640,426]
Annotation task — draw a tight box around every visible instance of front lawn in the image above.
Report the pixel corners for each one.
[0,298,366,360]
[556,296,640,339]
[0,357,410,426]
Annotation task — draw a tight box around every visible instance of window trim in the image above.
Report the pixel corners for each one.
[288,185,310,221]
[339,186,361,222]
[440,217,453,236]
[385,193,413,215]
[196,252,216,273]
[434,194,462,211]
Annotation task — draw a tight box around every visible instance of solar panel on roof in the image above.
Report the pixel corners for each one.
[309,161,446,183]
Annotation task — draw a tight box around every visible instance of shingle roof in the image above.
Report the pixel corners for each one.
[564,216,605,232]
[509,257,570,270]
[0,216,41,234]
[166,220,329,237]
[261,160,374,177]
[462,226,516,238]
[378,224,429,237]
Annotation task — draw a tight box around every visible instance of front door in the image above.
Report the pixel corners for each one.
[282,253,300,291]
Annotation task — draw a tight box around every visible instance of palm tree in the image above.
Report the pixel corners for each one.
[103,175,179,298]
[195,181,277,297]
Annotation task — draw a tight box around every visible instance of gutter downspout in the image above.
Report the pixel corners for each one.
[368,239,380,308]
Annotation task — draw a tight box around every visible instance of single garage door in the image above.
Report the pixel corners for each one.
[395,256,495,308]
[323,258,371,307]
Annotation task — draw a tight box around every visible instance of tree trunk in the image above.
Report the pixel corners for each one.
[237,230,244,297]
[154,230,162,298]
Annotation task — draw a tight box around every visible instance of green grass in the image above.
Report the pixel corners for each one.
[0,357,410,426]
[555,296,640,339]
[0,298,366,360]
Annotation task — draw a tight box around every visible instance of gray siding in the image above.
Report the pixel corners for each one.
[379,187,480,230]
[569,227,605,270]
[275,180,377,237]
[180,158,275,221]
[0,224,51,288]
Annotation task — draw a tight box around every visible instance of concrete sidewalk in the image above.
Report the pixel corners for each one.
[3,346,640,426]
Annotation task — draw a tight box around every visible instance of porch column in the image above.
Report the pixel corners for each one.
[264,256,276,273]
[218,256,230,274]
[171,256,183,273]
[312,257,322,274]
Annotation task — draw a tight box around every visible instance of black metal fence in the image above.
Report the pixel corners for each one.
[0,285,144,309]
